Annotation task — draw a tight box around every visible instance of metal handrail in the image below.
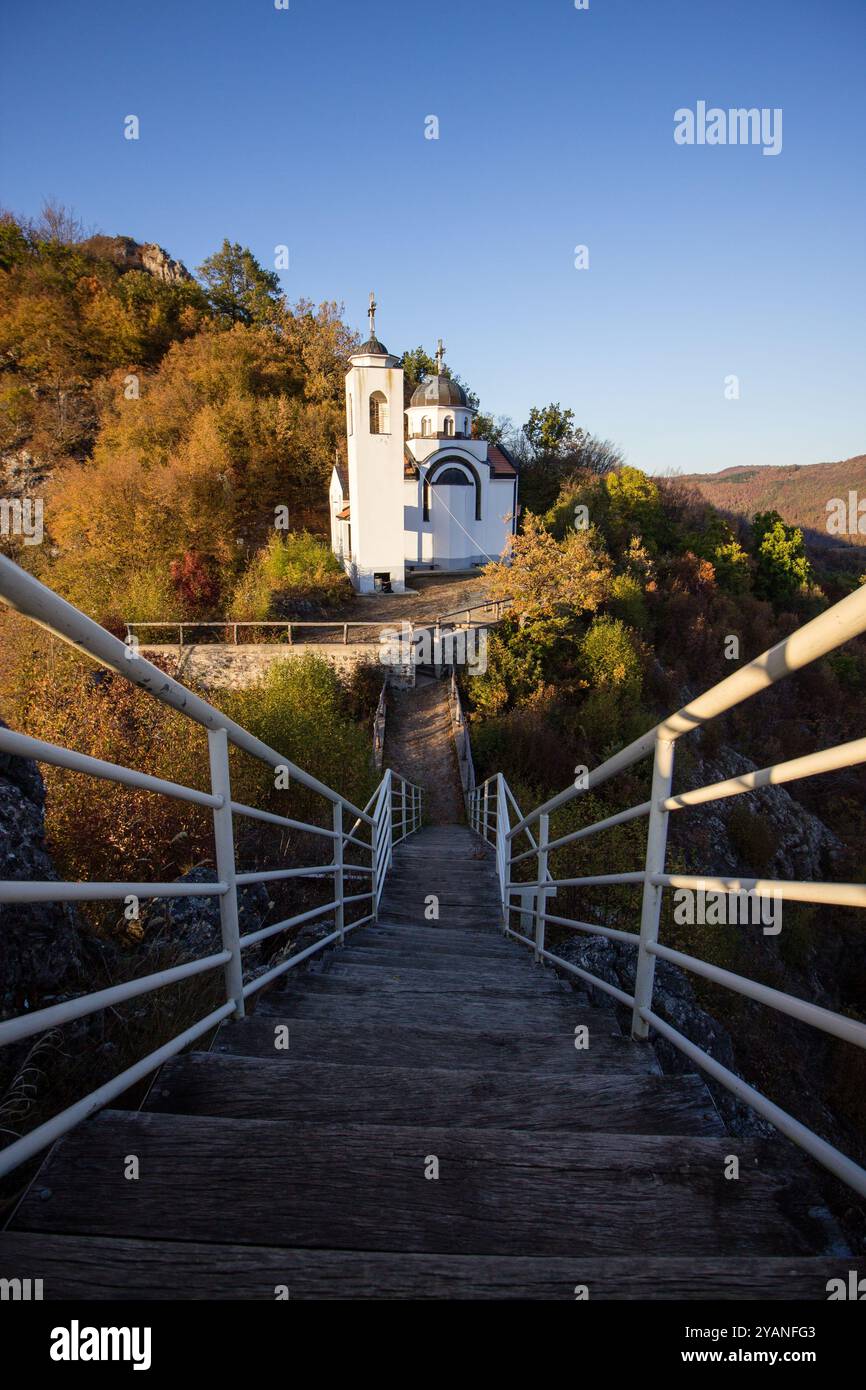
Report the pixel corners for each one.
[123,598,511,649]
[0,554,423,1178]
[467,581,866,1199]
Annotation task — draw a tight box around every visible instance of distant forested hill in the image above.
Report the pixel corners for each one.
[675,455,866,548]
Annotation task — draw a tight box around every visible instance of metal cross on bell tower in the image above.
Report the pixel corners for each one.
[435,338,445,373]
[368,291,377,339]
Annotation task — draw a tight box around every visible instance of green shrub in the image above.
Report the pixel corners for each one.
[610,573,647,630]
[228,532,351,619]
[579,615,642,699]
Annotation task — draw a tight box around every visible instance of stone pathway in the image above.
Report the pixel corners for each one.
[384,678,465,825]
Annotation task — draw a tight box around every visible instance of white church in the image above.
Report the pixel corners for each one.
[329,296,518,593]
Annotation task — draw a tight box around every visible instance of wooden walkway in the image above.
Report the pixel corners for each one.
[0,825,850,1299]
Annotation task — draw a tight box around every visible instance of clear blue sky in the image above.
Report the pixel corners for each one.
[2,0,864,474]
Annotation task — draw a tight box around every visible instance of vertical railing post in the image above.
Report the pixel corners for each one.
[483,781,490,842]
[401,777,407,841]
[534,813,549,963]
[207,727,245,1019]
[333,800,345,945]
[385,767,393,876]
[371,790,381,918]
[632,735,675,1040]
[497,773,512,930]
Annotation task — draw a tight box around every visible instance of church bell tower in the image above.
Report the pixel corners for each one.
[344,293,406,593]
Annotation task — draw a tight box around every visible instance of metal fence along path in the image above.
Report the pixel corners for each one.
[469,580,866,1199]
[0,552,863,1299]
[0,555,422,1179]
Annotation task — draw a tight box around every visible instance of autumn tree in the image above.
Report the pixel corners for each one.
[45,305,351,622]
[483,512,612,622]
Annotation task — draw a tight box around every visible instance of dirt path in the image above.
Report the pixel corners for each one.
[330,573,491,625]
[384,678,465,825]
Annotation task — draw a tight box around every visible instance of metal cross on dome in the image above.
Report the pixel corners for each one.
[368,291,377,337]
[436,338,445,372]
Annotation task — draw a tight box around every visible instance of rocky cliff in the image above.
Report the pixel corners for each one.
[80,234,194,284]
[0,721,87,1011]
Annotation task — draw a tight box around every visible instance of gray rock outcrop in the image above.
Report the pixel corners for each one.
[0,721,87,1012]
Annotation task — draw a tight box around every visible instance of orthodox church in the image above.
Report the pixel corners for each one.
[329,296,518,593]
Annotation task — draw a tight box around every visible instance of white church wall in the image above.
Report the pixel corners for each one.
[328,470,344,558]
[405,404,474,441]
[402,462,515,572]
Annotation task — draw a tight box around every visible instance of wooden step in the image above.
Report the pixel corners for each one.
[319,954,567,985]
[213,1016,653,1073]
[382,869,498,885]
[334,946,538,971]
[12,1113,837,1258]
[352,926,510,953]
[361,922,505,945]
[378,907,501,931]
[255,979,605,1032]
[255,973,603,1039]
[146,1053,697,1131]
[0,1231,854,1300]
[315,961,572,998]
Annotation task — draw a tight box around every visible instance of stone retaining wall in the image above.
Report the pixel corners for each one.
[140,643,382,691]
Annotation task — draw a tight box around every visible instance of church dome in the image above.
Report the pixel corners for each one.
[410,374,468,408]
[355,335,390,357]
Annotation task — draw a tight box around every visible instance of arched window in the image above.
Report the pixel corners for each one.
[369,390,389,434]
[436,467,471,484]
[421,416,431,438]
[464,415,471,437]
[346,393,353,436]
[424,456,483,522]
[443,416,454,437]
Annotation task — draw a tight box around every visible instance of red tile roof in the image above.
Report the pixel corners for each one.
[487,444,517,477]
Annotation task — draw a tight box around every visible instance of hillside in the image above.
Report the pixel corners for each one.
[675,455,866,552]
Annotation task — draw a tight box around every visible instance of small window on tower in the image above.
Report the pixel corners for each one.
[369,390,389,434]
[421,417,431,438]
[444,416,454,437]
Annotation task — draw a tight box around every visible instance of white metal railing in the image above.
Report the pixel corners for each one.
[447,669,476,812]
[0,555,422,1178]
[124,599,511,651]
[469,581,866,1199]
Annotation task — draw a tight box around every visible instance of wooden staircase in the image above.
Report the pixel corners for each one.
[0,825,851,1299]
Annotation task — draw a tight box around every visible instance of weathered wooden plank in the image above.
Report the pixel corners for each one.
[319,959,572,992]
[145,1053,719,1132]
[331,952,546,977]
[378,911,502,930]
[213,1016,652,1073]
[274,973,555,1005]
[337,945,522,969]
[0,1232,852,1300]
[255,981,603,1033]
[351,928,511,955]
[14,1113,835,1257]
[317,961,571,998]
